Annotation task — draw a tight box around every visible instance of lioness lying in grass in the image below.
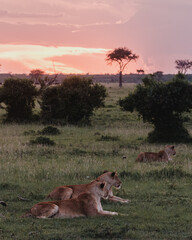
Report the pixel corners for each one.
[136,145,176,162]
[22,182,118,218]
[47,171,129,203]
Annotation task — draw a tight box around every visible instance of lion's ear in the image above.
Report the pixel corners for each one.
[100,183,105,188]
[111,172,116,177]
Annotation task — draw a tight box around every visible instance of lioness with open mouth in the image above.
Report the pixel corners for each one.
[22,182,118,218]
[47,171,129,203]
[136,145,176,162]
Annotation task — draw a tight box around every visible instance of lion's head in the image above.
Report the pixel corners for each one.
[97,171,122,189]
[165,145,176,155]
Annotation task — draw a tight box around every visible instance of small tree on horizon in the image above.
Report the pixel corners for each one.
[137,69,145,74]
[29,69,58,94]
[106,47,139,87]
[175,59,192,74]
[29,69,45,83]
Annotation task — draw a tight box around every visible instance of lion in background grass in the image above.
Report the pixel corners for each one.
[136,145,176,162]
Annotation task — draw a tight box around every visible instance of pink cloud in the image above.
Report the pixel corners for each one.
[45,53,116,74]
[0,0,191,74]
[0,44,112,74]
[0,59,31,73]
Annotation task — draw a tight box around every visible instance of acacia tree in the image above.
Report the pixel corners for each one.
[29,69,58,93]
[106,47,139,87]
[29,69,45,83]
[175,59,192,74]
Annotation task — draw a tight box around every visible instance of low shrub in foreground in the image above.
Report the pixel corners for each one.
[29,136,55,146]
[38,126,61,135]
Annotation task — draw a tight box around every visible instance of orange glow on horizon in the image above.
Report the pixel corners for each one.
[0,44,146,75]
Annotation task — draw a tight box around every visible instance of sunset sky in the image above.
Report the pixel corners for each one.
[0,0,191,74]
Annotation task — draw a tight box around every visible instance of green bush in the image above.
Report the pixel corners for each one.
[30,136,55,146]
[38,126,61,135]
[0,78,37,121]
[119,74,192,142]
[40,76,107,124]
[97,135,119,141]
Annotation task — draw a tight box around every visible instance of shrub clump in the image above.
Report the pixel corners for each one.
[0,78,37,122]
[119,73,192,142]
[97,135,119,141]
[38,126,61,135]
[30,136,55,146]
[40,75,107,124]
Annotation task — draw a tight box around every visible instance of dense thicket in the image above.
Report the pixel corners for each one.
[0,78,37,121]
[119,74,192,142]
[40,76,107,124]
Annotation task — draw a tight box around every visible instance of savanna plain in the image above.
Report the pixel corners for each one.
[0,83,192,240]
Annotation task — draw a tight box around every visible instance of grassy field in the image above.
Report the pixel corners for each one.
[0,83,192,240]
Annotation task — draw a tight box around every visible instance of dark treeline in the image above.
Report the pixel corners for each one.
[1,73,192,84]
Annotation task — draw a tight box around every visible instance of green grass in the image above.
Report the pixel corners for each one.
[0,83,192,239]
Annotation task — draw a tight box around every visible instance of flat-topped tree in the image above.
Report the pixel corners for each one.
[106,47,139,87]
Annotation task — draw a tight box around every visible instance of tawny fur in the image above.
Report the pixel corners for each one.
[22,182,118,219]
[136,145,176,162]
[47,171,129,203]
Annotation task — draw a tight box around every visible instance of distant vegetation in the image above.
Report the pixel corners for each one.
[1,72,192,85]
[0,75,106,124]
[175,59,192,74]
[0,72,192,142]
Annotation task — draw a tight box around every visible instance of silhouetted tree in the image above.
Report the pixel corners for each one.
[29,69,45,83]
[106,47,139,87]
[29,69,58,93]
[175,59,192,74]
[137,69,145,74]
[153,71,163,81]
